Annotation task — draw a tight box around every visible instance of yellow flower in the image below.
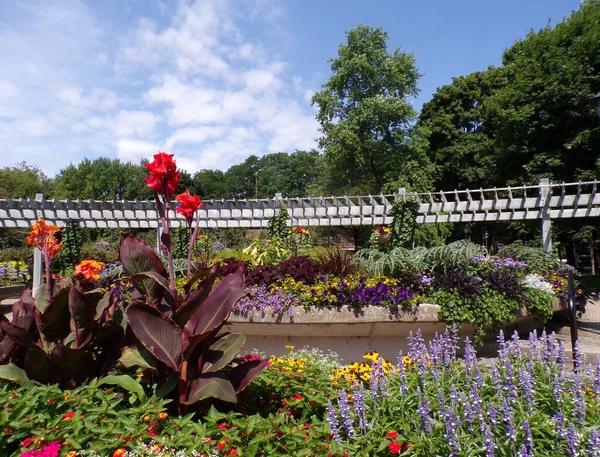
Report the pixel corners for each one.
[143,415,150,422]
[285,345,295,351]
[158,412,168,420]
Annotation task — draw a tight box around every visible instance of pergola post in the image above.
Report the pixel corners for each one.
[32,193,44,297]
[540,178,552,254]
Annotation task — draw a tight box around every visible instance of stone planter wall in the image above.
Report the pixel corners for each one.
[0,284,26,303]
[228,300,566,362]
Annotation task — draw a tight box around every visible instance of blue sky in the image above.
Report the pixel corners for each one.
[0,0,581,176]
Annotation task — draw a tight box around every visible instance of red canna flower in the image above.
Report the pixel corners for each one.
[26,218,62,259]
[388,442,402,454]
[386,430,399,440]
[144,152,181,200]
[176,190,202,225]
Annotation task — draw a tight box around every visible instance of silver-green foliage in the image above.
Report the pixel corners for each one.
[357,240,485,277]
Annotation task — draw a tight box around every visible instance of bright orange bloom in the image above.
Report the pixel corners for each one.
[157,412,168,420]
[112,449,127,457]
[176,190,202,224]
[73,260,106,281]
[26,218,62,258]
[144,152,180,199]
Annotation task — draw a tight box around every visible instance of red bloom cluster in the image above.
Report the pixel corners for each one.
[386,429,412,455]
[236,354,262,363]
[176,190,202,224]
[144,152,181,200]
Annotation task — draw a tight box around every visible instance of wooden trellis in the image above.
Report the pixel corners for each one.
[1,178,599,295]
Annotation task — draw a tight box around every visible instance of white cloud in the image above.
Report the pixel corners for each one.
[115,139,162,162]
[0,0,320,176]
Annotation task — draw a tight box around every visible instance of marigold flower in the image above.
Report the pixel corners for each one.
[388,442,402,454]
[66,451,78,457]
[144,152,181,199]
[113,448,127,457]
[157,412,168,420]
[176,190,202,224]
[26,218,62,258]
[386,430,399,440]
[73,259,106,281]
[62,412,75,421]
[143,415,150,423]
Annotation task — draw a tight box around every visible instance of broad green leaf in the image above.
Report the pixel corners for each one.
[119,345,157,371]
[99,375,146,401]
[183,270,246,338]
[0,363,39,388]
[126,303,182,370]
[119,234,168,305]
[156,375,178,398]
[203,333,246,373]
[184,376,237,405]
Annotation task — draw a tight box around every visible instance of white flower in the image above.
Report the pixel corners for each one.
[522,274,554,294]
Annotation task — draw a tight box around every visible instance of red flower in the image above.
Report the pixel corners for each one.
[176,190,202,224]
[226,451,237,456]
[217,441,226,450]
[293,394,303,401]
[388,442,402,454]
[296,226,303,233]
[218,423,228,429]
[144,152,181,199]
[113,449,127,457]
[386,430,399,440]
[22,438,34,448]
[62,412,75,421]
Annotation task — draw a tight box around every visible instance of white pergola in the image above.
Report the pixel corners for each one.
[1,178,598,294]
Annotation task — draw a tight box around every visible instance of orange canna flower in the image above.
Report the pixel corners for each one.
[176,190,202,224]
[144,152,180,200]
[73,260,106,281]
[26,218,62,259]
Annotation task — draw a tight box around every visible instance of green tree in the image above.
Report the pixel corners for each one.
[0,162,50,198]
[191,169,227,200]
[54,158,153,200]
[487,0,600,184]
[419,69,505,190]
[312,25,432,195]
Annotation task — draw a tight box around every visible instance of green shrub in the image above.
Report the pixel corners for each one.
[497,241,559,273]
[0,246,33,264]
[524,287,554,322]
[79,242,118,264]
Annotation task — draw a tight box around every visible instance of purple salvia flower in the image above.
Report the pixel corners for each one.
[482,422,496,457]
[572,372,586,426]
[551,372,564,406]
[503,356,518,404]
[397,351,408,396]
[352,381,368,433]
[587,429,600,457]
[508,331,522,359]
[502,397,516,443]
[518,421,533,457]
[497,330,506,358]
[337,390,355,437]
[519,362,535,411]
[470,380,484,422]
[442,406,461,457]
[491,363,502,392]
[487,403,499,427]
[527,331,539,360]
[554,412,566,438]
[566,422,580,456]
[437,388,446,411]
[326,400,341,444]
[416,386,432,433]
[462,392,474,433]
[593,357,600,398]
[573,340,584,374]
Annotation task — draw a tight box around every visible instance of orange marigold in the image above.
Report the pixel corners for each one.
[26,218,62,258]
[74,260,106,281]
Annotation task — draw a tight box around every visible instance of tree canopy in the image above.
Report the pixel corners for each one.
[312,25,433,195]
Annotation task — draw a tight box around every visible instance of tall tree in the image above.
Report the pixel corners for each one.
[54,158,153,200]
[312,25,432,195]
[419,69,505,190]
[0,162,50,198]
[487,0,600,184]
